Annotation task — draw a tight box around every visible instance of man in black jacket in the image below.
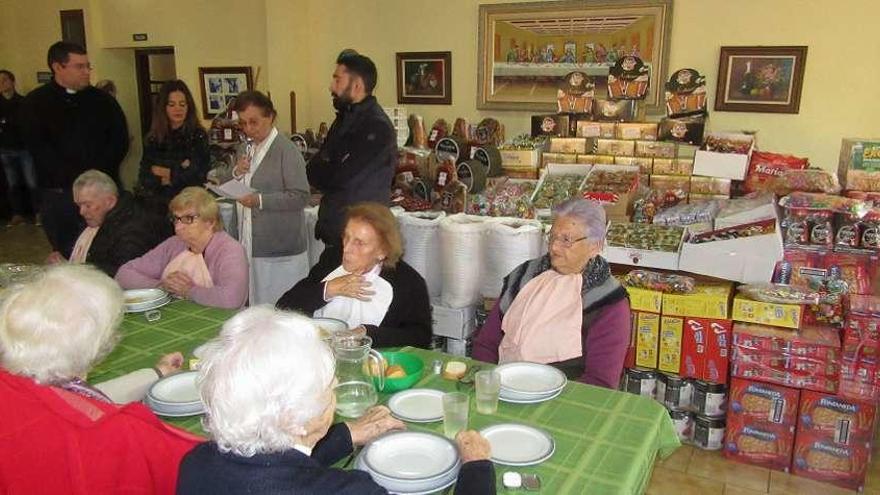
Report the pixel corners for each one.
[307,52,396,267]
[0,69,38,226]
[46,170,168,277]
[21,42,129,258]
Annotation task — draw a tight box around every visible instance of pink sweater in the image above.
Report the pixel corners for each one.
[115,232,248,309]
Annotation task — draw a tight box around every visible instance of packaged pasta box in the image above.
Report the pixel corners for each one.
[792,431,871,492]
[724,415,795,472]
[797,390,876,444]
[729,378,799,426]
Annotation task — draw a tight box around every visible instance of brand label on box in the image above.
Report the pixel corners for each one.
[659,316,684,373]
[635,311,660,369]
[663,283,733,319]
[732,296,803,329]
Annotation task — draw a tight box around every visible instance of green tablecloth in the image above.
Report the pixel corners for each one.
[90,301,681,495]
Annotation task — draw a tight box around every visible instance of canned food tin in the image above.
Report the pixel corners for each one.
[669,409,695,444]
[656,373,694,411]
[693,380,727,417]
[693,414,725,450]
[623,367,657,398]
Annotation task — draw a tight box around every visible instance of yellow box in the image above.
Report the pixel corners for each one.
[659,316,684,374]
[549,137,590,154]
[541,152,578,169]
[635,311,660,369]
[731,295,804,330]
[577,154,616,165]
[625,286,663,313]
[500,149,540,168]
[662,282,734,319]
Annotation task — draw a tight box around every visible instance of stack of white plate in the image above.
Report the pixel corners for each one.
[124,288,171,313]
[311,317,348,342]
[496,362,567,404]
[387,389,444,423]
[356,431,460,494]
[144,371,204,417]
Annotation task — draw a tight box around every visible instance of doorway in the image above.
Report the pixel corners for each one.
[134,48,177,135]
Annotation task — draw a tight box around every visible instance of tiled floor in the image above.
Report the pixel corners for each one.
[0,222,875,494]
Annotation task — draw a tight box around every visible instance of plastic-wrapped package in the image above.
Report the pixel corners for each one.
[744,151,809,194]
[481,219,544,299]
[771,169,841,195]
[439,214,488,307]
[622,270,695,293]
[737,283,820,305]
[652,200,720,227]
[732,323,840,394]
[399,211,446,298]
[532,174,584,209]
[467,178,537,218]
[840,295,880,403]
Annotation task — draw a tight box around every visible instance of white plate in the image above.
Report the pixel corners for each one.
[363,431,458,481]
[123,288,168,306]
[481,423,555,466]
[388,389,444,423]
[499,384,566,401]
[125,296,172,314]
[357,455,458,494]
[495,362,567,395]
[149,371,201,404]
[499,388,563,404]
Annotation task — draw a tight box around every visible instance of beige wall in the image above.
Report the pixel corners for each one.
[2,0,880,180]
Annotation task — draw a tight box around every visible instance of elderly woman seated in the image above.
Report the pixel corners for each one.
[0,264,201,493]
[177,306,495,494]
[473,199,631,389]
[277,202,432,348]
[116,186,248,309]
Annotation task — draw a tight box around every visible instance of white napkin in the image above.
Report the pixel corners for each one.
[314,264,393,328]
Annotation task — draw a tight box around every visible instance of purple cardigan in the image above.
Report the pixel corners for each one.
[115,231,248,309]
[472,297,631,389]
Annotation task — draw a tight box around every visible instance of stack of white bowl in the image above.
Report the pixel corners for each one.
[356,431,460,494]
[144,371,204,417]
[497,362,567,404]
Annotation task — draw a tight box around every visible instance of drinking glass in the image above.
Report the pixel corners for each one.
[442,392,469,439]
[475,370,501,414]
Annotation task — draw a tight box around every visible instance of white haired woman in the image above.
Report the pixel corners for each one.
[0,264,201,494]
[177,306,496,494]
[473,199,631,389]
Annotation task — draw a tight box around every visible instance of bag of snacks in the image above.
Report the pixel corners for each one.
[622,270,695,293]
[744,151,809,194]
[737,283,821,305]
[771,169,841,195]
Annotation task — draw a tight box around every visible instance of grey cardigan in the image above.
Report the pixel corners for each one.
[244,132,310,258]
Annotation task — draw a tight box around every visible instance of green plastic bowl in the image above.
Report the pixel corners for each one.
[373,352,424,393]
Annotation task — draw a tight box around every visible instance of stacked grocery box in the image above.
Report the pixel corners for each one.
[725,378,800,471]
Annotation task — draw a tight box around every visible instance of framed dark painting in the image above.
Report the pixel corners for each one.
[396,51,452,105]
[715,46,807,114]
[198,66,254,119]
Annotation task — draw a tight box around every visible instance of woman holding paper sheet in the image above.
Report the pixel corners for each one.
[230,91,311,305]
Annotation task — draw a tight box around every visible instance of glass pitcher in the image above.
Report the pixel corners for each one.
[332,335,385,418]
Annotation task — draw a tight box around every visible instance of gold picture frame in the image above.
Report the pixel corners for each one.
[477,0,674,114]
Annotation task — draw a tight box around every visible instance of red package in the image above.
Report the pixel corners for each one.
[681,317,707,380]
[731,362,839,393]
[704,319,732,385]
[724,415,795,472]
[776,248,826,289]
[798,390,876,443]
[734,349,838,378]
[744,151,809,194]
[824,251,879,296]
[729,378,800,425]
[792,432,871,492]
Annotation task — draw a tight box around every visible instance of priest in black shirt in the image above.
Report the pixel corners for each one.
[20,41,129,258]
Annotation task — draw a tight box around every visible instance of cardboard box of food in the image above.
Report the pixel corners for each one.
[616,122,659,141]
[625,286,663,313]
[724,415,795,472]
[635,311,661,369]
[603,222,685,271]
[729,378,800,426]
[731,296,804,329]
[663,282,733,319]
[541,152,578,169]
[652,157,694,176]
[635,140,677,159]
[690,176,732,195]
[614,156,652,175]
[838,138,880,191]
[693,132,755,180]
[500,148,541,168]
[659,316,684,374]
[678,220,783,284]
[703,318,733,384]
[431,300,477,340]
[798,390,876,444]
[791,432,870,492]
[596,138,636,157]
[576,154,616,165]
[576,121,618,139]
[549,137,591,154]
[501,166,539,180]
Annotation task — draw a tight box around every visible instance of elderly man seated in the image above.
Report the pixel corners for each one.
[177,306,496,494]
[46,169,168,277]
[472,199,631,389]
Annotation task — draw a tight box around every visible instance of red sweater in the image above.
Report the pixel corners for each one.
[0,369,202,494]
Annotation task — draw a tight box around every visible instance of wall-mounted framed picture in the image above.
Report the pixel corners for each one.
[477,0,674,113]
[395,51,452,105]
[197,66,254,119]
[714,46,807,114]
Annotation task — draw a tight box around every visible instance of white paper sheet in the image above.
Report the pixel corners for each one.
[206,179,255,200]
